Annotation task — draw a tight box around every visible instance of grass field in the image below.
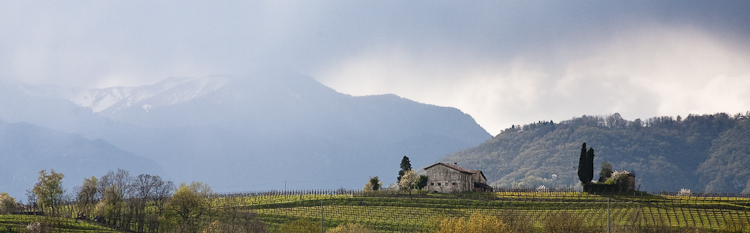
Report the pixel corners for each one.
[0,214,120,232]
[215,190,750,232]
[3,190,749,232]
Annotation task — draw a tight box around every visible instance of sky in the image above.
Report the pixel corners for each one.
[1,1,750,135]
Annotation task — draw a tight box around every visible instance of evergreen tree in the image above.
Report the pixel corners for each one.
[586,148,595,183]
[398,156,412,182]
[577,143,588,183]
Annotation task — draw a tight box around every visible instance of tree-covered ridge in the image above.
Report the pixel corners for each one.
[438,112,750,193]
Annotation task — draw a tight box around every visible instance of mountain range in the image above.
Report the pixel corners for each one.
[4,69,748,196]
[0,69,491,197]
[437,113,750,193]
[0,120,163,198]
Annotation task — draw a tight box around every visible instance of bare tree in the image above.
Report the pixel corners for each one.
[131,174,171,232]
[98,169,133,229]
[150,178,174,232]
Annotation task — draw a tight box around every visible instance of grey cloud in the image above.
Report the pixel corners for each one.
[1,0,749,133]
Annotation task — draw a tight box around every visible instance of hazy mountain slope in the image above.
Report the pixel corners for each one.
[438,113,750,193]
[0,69,491,192]
[89,69,490,191]
[0,120,164,198]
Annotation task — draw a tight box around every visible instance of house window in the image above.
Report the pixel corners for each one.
[452,182,457,186]
[438,183,441,186]
[430,183,434,186]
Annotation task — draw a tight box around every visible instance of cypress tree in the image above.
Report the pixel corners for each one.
[577,143,587,183]
[586,148,595,183]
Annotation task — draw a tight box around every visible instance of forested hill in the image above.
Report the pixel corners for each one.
[437,112,750,193]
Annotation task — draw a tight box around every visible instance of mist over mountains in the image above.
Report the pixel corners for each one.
[0,69,491,196]
[0,120,163,198]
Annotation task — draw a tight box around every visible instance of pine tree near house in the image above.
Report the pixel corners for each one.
[398,156,412,182]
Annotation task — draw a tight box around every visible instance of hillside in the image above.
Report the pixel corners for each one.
[0,69,491,192]
[438,112,750,193]
[0,120,164,198]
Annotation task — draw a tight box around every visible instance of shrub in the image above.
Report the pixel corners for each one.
[326,223,373,233]
[610,225,711,233]
[279,218,319,233]
[201,212,267,233]
[431,213,514,233]
[498,210,533,233]
[544,211,596,233]
[26,222,51,233]
[583,183,619,192]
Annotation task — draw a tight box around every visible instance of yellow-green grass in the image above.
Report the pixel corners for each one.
[35,191,750,232]
[0,214,122,232]
[229,192,750,232]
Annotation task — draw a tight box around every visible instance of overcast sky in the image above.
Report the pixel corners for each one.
[2,1,749,134]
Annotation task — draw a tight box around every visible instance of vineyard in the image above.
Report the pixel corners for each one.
[3,189,750,232]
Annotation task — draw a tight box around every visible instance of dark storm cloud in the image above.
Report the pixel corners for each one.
[1,1,749,133]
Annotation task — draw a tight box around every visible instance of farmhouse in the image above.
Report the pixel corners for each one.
[621,170,636,191]
[424,162,491,193]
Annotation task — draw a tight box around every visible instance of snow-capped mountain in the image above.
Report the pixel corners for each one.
[18,76,229,113]
[0,69,491,193]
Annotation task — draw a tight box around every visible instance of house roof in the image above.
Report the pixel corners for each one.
[425,163,487,180]
[474,182,493,190]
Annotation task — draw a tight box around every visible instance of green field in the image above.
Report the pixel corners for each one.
[3,191,749,232]
[0,214,120,232]
[235,191,750,232]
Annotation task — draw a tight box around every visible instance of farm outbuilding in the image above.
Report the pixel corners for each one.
[424,162,490,193]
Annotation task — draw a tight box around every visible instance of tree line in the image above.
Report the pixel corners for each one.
[0,168,268,232]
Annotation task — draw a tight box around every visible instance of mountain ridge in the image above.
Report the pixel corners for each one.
[437,112,750,193]
[0,69,491,193]
[0,119,165,198]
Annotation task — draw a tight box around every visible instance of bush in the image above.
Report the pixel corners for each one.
[544,211,596,233]
[610,225,711,233]
[431,213,514,233]
[201,212,267,233]
[26,222,51,233]
[583,183,620,192]
[279,218,319,233]
[326,223,373,233]
[498,210,533,233]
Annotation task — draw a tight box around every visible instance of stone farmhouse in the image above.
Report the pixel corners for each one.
[424,162,492,193]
